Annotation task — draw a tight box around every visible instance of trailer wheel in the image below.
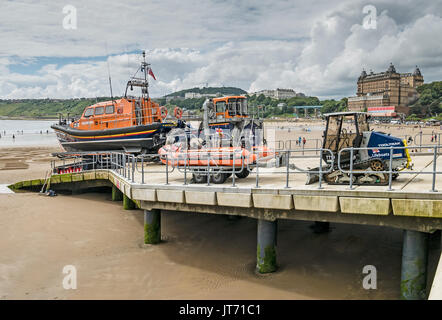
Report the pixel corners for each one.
[211,171,228,184]
[192,172,207,184]
[235,168,250,179]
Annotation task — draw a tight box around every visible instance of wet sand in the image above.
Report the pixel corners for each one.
[1,191,405,299]
[0,128,440,299]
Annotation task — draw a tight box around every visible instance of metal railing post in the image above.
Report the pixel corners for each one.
[318,149,324,189]
[431,146,438,192]
[141,156,144,184]
[388,146,393,191]
[420,132,423,152]
[165,153,169,185]
[132,155,135,183]
[232,151,236,187]
[183,152,187,185]
[348,148,354,190]
[123,154,126,178]
[285,151,290,188]
[207,152,211,186]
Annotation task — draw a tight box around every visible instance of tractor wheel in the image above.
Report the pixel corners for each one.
[370,159,384,171]
[235,168,250,179]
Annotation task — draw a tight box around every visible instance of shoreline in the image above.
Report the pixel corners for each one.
[0,116,58,121]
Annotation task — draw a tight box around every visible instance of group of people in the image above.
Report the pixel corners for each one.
[295,136,307,146]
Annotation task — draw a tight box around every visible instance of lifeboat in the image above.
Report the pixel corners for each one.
[198,95,264,147]
[51,51,185,154]
[158,143,275,184]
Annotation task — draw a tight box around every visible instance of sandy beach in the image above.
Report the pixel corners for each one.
[0,121,441,300]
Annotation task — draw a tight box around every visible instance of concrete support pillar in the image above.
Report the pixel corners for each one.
[123,194,136,210]
[144,209,161,244]
[401,230,429,300]
[304,108,307,117]
[112,185,123,201]
[256,219,277,273]
[314,108,318,117]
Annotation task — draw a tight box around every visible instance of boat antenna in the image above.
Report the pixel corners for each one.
[142,50,149,99]
[105,43,115,106]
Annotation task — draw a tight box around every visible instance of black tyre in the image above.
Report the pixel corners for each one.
[211,171,228,184]
[192,172,208,184]
[235,168,250,179]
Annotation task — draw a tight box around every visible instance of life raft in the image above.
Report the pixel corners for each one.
[158,145,274,168]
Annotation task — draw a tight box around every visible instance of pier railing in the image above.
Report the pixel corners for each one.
[49,144,441,192]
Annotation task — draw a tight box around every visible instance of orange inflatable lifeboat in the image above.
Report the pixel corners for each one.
[158,144,275,184]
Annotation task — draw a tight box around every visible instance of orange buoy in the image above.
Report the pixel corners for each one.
[174,106,183,119]
[160,106,168,119]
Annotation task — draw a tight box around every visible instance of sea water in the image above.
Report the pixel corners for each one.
[0,119,58,147]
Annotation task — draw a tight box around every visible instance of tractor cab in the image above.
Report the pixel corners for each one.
[322,112,370,164]
[211,96,248,120]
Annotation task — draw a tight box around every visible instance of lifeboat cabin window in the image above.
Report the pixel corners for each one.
[84,107,94,117]
[239,98,248,115]
[216,101,226,113]
[105,105,115,114]
[227,98,238,116]
[95,106,104,115]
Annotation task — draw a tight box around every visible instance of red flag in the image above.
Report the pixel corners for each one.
[148,68,156,80]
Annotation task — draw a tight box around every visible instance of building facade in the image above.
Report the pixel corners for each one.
[348,64,423,117]
[252,88,303,100]
[184,92,219,99]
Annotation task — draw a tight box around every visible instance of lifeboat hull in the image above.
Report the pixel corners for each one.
[52,122,178,153]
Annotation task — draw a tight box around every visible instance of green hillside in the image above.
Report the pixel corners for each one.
[0,97,113,118]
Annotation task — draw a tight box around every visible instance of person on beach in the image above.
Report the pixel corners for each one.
[12,134,15,140]
[298,136,302,146]
[303,137,306,146]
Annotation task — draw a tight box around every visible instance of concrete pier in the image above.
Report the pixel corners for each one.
[123,194,136,210]
[256,219,277,273]
[401,230,429,300]
[144,209,161,244]
[112,185,123,201]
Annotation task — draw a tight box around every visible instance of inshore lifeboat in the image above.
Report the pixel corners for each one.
[51,51,185,154]
[158,143,275,184]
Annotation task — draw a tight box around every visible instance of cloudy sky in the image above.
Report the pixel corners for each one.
[0,0,441,99]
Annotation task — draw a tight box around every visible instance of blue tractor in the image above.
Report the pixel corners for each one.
[308,112,412,185]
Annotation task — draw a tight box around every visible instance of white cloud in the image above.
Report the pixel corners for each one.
[0,0,441,99]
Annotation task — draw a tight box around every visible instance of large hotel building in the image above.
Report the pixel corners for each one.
[347,63,423,117]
